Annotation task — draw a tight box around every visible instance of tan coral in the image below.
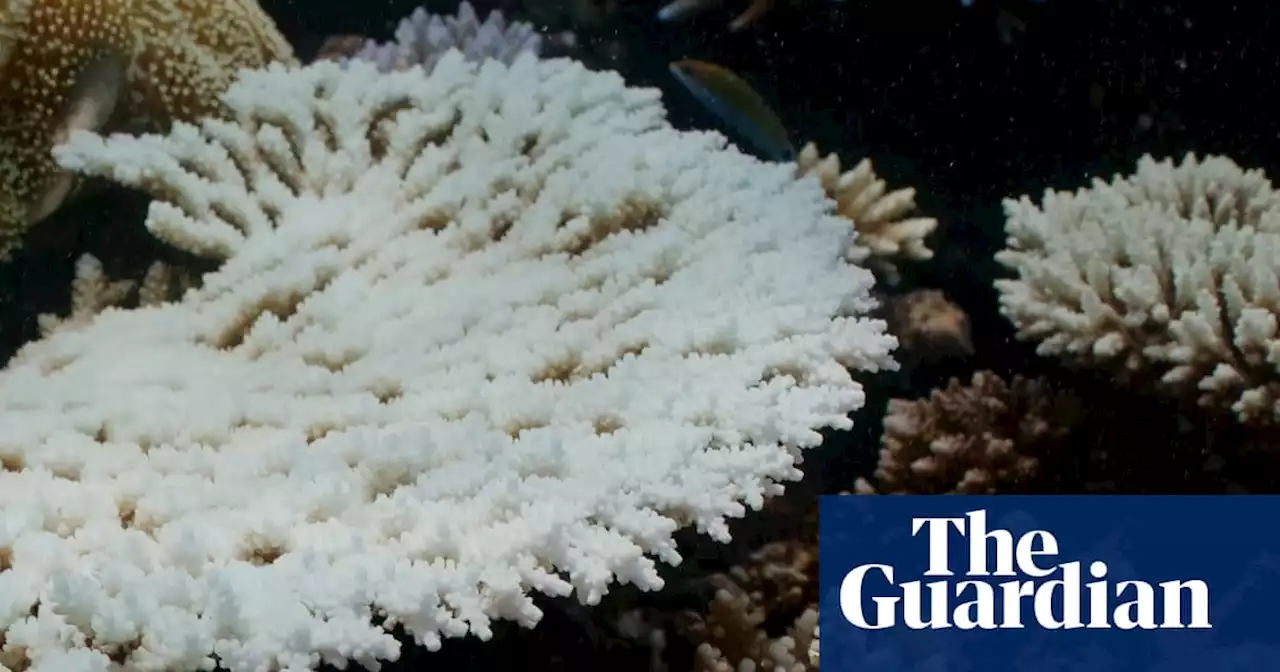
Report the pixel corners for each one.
[807,624,818,668]
[885,289,973,367]
[684,575,817,672]
[0,0,296,258]
[856,371,1082,494]
[37,252,195,335]
[796,141,937,269]
[727,540,816,618]
[681,503,819,672]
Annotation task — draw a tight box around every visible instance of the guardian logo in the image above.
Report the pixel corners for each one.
[840,509,1211,630]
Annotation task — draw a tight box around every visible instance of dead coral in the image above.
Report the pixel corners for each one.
[856,370,1083,494]
[995,153,1280,425]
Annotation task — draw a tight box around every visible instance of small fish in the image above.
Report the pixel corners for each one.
[668,59,794,162]
[656,0,724,23]
[656,0,772,32]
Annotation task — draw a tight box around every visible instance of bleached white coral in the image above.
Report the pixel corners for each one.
[351,2,545,72]
[995,153,1280,424]
[0,51,895,670]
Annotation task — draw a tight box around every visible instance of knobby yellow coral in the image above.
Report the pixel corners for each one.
[0,0,295,258]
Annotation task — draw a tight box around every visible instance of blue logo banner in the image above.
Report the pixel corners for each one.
[818,495,1280,671]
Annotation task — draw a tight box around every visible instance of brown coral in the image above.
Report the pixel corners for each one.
[678,498,819,672]
[856,371,1083,494]
[885,289,974,368]
[684,575,817,672]
[727,540,816,619]
[0,0,296,257]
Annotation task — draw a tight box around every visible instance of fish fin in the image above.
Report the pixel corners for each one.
[57,53,125,142]
[24,172,77,227]
[658,0,722,22]
[27,53,125,225]
[728,0,775,31]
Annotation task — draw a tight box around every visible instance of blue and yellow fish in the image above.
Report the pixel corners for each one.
[668,59,795,162]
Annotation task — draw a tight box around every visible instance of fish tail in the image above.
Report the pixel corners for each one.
[657,0,721,22]
[728,0,775,31]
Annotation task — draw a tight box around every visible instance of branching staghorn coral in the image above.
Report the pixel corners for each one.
[682,574,818,672]
[674,493,817,672]
[856,371,1082,494]
[35,253,194,336]
[0,0,295,258]
[796,142,937,279]
[995,153,1280,425]
[348,2,547,72]
[0,52,897,668]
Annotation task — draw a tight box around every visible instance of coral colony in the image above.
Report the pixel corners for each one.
[0,0,296,258]
[0,0,1275,670]
[0,1,896,665]
[348,2,546,73]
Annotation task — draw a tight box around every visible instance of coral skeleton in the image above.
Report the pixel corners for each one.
[0,52,896,669]
[996,153,1280,424]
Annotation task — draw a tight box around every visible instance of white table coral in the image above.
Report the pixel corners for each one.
[0,52,895,670]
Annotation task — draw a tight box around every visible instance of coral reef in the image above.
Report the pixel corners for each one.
[0,0,1268,669]
[856,371,1083,494]
[996,153,1280,425]
[0,52,898,668]
[0,0,295,257]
